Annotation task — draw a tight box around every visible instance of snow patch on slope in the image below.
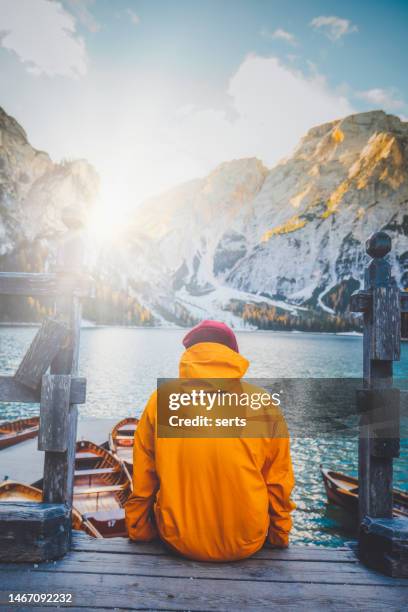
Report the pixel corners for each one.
[174,284,304,329]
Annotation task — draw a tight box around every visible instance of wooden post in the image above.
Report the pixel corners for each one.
[42,206,84,514]
[360,232,398,520]
[351,231,408,577]
[0,206,88,561]
[14,319,69,390]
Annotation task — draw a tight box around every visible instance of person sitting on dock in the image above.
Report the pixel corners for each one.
[125,320,295,562]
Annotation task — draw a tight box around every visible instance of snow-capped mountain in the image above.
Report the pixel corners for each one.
[124,110,408,325]
[1,104,407,328]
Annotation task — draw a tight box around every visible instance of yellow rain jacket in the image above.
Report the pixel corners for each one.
[125,342,295,562]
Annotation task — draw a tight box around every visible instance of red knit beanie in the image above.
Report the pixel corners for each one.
[182,320,239,353]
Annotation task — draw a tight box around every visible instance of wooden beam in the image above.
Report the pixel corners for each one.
[0,502,70,562]
[350,290,372,313]
[43,216,84,511]
[0,376,86,404]
[14,319,70,390]
[38,375,72,453]
[0,272,91,297]
[0,272,56,296]
[352,291,408,321]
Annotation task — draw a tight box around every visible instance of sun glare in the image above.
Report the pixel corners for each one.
[86,206,124,242]
[85,179,134,243]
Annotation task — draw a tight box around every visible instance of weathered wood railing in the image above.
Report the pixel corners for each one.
[351,231,408,577]
[0,207,90,562]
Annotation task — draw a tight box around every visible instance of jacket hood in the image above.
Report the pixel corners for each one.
[179,342,249,379]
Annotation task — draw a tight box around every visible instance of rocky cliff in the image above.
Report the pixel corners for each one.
[1,105,407,329]
[0,106,100,321]
[125,110,408,328]
[0,106,98,270]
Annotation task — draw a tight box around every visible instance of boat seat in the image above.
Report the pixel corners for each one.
[74,467,117,477]
[83,508,124,521]
[75,452,102,460]
[74,484,127,496]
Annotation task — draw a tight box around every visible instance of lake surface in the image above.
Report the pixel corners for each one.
[1,326,407,547]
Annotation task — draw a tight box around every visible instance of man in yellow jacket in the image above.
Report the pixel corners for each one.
[125,320,295,562]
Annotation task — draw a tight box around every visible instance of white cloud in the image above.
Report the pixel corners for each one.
[310,16,358,41]
[127,9,140,26]
[261,28,298,46]
[356,88,405,111]
[64,0,100,33]
[0,49,355,207]
[169,55,354,171]
[0,0,87,77]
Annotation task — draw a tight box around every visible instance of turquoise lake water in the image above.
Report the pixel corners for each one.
[1,326,407,546]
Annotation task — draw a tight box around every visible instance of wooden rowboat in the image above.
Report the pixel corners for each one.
[109,417,139,479]
[0,417,40,450]
[0,480,101,538]
[321,467,408,518]
[74,440,131,537]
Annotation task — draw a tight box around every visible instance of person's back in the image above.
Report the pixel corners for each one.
[125,321,295,562]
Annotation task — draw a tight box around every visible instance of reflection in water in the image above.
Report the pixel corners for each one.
[0,326,407,546]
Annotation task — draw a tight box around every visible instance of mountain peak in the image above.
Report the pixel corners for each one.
[126,110,408,324]
[0,107,98,260]
[1,106,407,328]
[0,105,28,144]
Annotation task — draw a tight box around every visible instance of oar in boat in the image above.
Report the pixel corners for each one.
[74,440,131,537]
[0,417,40,450]
[0,479,101,538]
[109,417,139,480]
[320,466,408,518]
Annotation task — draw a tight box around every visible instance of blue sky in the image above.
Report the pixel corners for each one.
[0,0,407,231]
[87,0,407,100]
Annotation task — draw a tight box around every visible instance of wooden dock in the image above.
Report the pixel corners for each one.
[1,225,408,607]
[0,532,407,610]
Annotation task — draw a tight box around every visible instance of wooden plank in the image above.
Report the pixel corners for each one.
[0,570,406,611]
[7,551,407,586]
[14,319,69,390]
[0,272,90,297]
[38,375,71,452]
[0,376,86,404]
[0,273,56,296]
[70,534,356,562]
